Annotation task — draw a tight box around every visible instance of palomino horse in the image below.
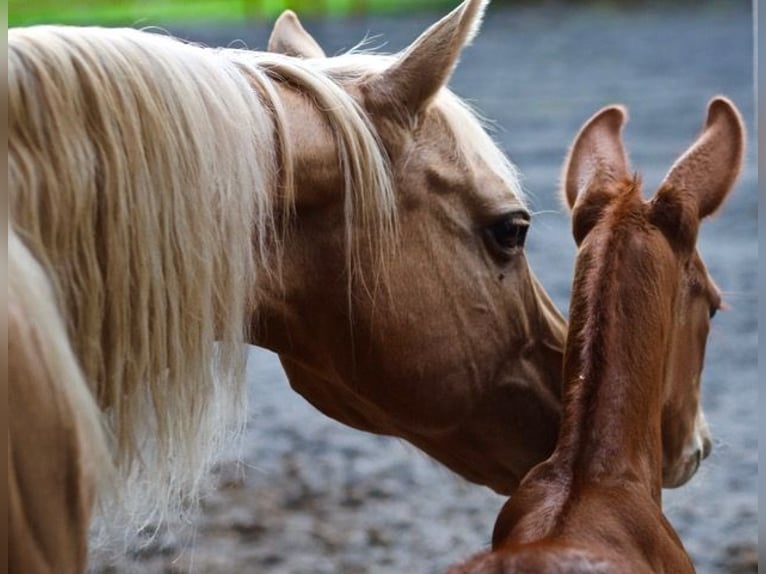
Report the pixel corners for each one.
[450,97,744,573]
[8,0,566,570]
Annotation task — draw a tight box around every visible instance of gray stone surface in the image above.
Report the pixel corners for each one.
[93,3,756,572]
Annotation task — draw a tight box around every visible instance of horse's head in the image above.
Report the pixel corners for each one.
[254,0,566,494]
[561,98,744,488]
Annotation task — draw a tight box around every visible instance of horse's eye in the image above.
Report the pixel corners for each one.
[485,211,530,256]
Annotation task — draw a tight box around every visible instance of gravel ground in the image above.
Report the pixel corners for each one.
[91,2,757,573]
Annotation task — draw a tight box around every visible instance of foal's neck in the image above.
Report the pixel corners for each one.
[556,223,669,501]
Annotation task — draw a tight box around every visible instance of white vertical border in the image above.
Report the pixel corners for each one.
[757,0,764,567]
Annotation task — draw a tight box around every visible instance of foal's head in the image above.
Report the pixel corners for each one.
[562,98,744,487]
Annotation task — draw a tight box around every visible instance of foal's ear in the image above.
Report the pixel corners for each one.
[562,105,629,211]
[268,10,326,58]
[658,97,745,219]
[363,0,488,117]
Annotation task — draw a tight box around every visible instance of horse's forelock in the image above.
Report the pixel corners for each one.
[435,91,526,205]
[236,49,400,287]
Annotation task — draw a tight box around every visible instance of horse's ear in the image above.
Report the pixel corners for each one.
[268,10,326,58]
[657,97,744,220]
[363,0,488,117]
[562,105,629,212]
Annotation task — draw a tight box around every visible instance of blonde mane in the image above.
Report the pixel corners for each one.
[8,25,523,542]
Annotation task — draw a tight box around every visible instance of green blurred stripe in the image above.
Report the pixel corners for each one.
[9,0,455,26]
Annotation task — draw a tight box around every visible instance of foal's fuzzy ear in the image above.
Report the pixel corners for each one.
[562,105,630,211]
[268,10,326,58]
[658,97,745,219]
[362,0,488,117]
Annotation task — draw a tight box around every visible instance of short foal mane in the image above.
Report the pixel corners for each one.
[560,178,664,473]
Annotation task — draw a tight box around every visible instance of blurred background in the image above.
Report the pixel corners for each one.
[11,1,757,573]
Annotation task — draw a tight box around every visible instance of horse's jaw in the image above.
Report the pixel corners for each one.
[274,338,563,496]
[253,254,567,494]
[409,385,562,495]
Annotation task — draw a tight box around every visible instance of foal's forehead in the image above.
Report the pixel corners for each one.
[593,187,713,277]
[580,185,667,259]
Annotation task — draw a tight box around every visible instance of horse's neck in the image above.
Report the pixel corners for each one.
[554,256,667,501]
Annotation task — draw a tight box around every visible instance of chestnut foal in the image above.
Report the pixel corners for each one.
[451,97,744,573]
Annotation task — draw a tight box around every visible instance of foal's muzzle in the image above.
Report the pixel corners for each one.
[663,415,713,488]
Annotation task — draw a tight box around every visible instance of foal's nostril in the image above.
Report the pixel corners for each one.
[702,436,712,459]
[692,449,702,474]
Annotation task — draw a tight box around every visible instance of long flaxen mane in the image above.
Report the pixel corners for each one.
[8,24,522,540]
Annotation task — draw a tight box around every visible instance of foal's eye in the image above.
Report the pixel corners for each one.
[485,211,530,257]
